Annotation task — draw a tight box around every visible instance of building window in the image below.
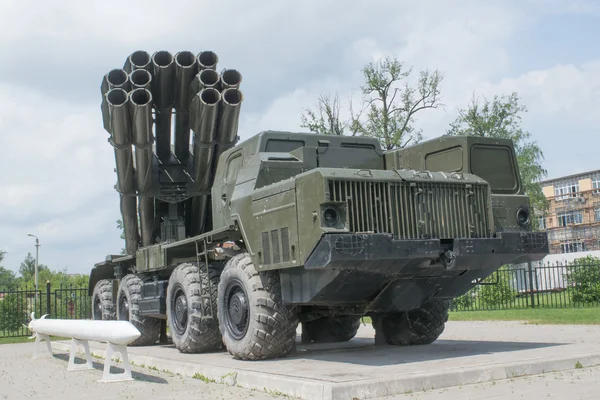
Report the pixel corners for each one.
[593,176,600,195]
[554,180,579,201]
[557,210,583,227]
[595,202,600,222]
[560,241,584,253]
[537,215,546,229]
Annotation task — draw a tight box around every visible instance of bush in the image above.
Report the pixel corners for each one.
[0,294,28,332]
[478,267,517,307]
[452,291,476,310]
[567,256,600,304]
[451,266,517,310]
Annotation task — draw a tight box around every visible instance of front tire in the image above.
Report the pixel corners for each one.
[166,262,223,353]
[217,253,298,360]
[377,298,450,346]
[116,274,161,346]
[91,279,115,320]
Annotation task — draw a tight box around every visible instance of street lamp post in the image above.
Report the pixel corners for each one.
[27,233,40,293]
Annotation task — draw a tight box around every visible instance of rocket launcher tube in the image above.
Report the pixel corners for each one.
[221,69,242,89]
[105,88,139,254]
[106,89,135,194]
[129,69,152,90]
[101,68,130,95]
[190,88,221,189]
[196,50,219,70]
[174,51,198,161]
[130,88,156,247]
[189,88,221,235]
[174,51,198,109]
[151,50,175,161]
[213,88,243,164]
[124,50,152,74]
[130,89,154,194]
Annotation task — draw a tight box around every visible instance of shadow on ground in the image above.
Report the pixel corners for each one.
[150,335,565,368]
[53,353,168,383]
[285,337,565,366]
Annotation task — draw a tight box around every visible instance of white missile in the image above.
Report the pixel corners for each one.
[26,313,141,382]
[27,313,141,345]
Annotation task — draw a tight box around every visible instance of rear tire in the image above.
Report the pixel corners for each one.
[217,253,298,360]
[378,298,449,346]
[166,262,223,353]
[116,274,161,346]
[304,316,361,343]
[91,279,115,320]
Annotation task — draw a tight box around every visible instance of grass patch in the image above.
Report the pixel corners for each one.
[362,308,600,326]
[0,336,70,345]
[448,308,600,325]
[192,372,216,383]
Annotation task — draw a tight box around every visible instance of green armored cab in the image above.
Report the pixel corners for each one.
[90,49,549,361]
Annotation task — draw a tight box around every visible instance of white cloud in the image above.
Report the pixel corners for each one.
[470,60,600,178]
[0,81,121,272]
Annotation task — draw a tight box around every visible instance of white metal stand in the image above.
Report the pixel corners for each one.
[100,342,134,382]
[67,338,94,371]
[32,334,53,359]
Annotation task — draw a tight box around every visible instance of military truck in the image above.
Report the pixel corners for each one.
[90,49,549,361]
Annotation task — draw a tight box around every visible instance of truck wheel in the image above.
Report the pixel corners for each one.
[166,262,223,353]
[116,274,161,346]
[217,253,298,360]
[91,279,115,320]
[378,298,449,346]
[304,316,361,343]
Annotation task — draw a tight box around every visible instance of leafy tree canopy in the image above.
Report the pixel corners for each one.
[301,57,443,150]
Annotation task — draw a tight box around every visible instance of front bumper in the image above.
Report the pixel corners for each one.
[304,231,549,272]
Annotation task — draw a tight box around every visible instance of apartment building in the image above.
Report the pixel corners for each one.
[538,169,600,254]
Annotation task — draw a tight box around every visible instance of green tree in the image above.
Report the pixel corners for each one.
[566,255,600,304]
[117,219,125,240]
[117,219,126,255]
[447,92,548,221]
[0,251,17,289]
[18,252,48,279]
[0,266,17,290]
[300,93,348,136]
[301,57,444,149]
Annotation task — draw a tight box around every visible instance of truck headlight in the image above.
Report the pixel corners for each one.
[323,207,339,226]
[516,207,531,227]
[320,202,346,229]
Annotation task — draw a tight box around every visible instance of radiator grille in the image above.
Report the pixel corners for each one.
[328,179,491,239]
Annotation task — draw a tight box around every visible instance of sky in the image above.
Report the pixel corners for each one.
[0,0,599,275]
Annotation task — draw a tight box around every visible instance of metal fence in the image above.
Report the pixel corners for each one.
[0,282,90,338]
[1,262,599,337]
[451,262,600,311]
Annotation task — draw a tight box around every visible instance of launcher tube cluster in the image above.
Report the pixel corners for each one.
[100,50,243,254]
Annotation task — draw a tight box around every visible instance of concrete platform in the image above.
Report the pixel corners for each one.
[52,321,600,400]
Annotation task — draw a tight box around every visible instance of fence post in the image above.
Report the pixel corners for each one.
[527,262,535,308]
[46,281,51,316]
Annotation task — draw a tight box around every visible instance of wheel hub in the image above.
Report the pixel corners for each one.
[175,294,188,326]
[170,285,188,335]
[224,279,249,340]
[228,292,248,326]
